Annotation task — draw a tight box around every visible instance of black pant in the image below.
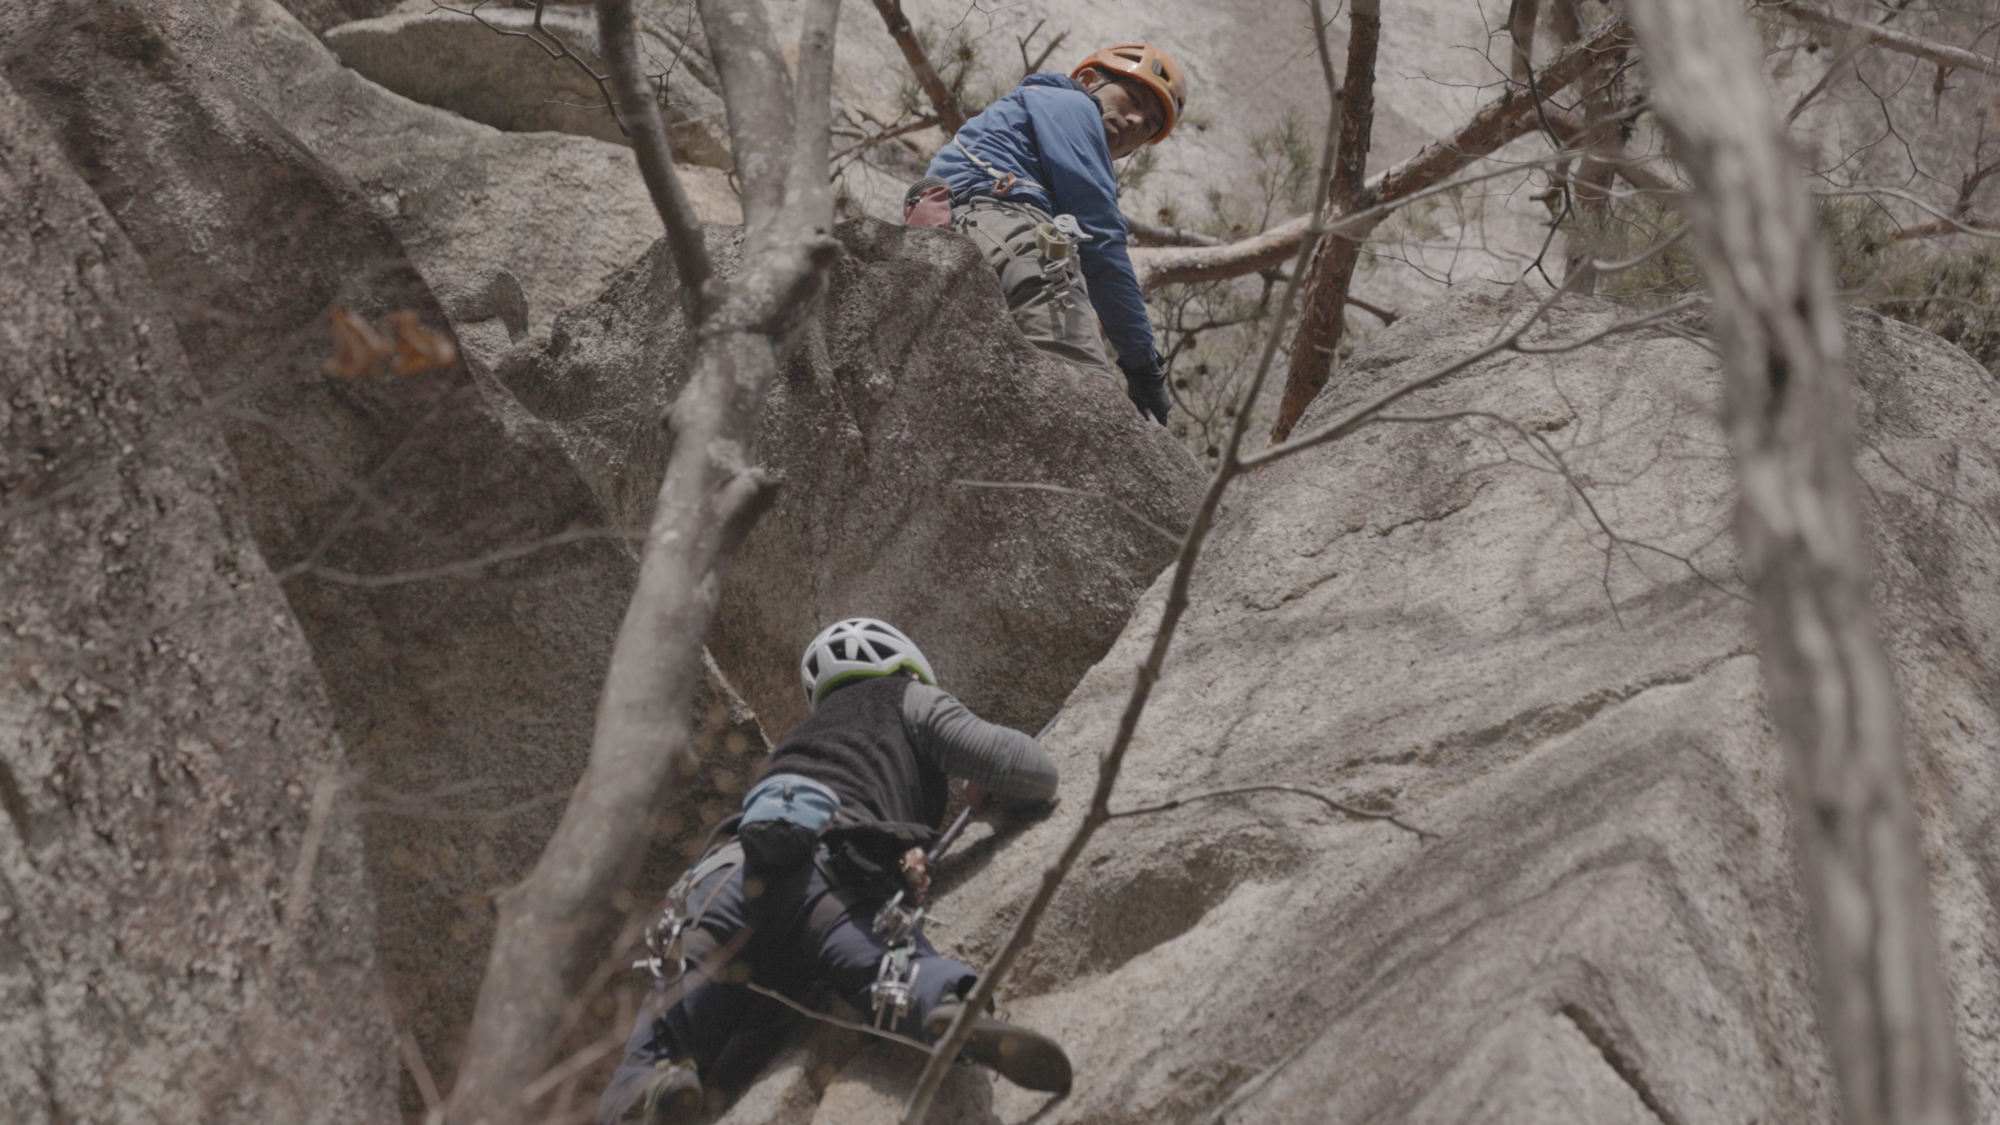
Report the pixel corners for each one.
[597,853,976,1123]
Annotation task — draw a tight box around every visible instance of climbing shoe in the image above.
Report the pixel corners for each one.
[640,1060,703,1125]
[923,1001,1073,1095]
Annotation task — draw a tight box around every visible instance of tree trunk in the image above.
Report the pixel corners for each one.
[1269,0,1380,444]
[443,1,840,1121]
[1630,2,1972,1123]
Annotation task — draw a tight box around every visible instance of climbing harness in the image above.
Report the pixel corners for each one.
[949,139,1095,311]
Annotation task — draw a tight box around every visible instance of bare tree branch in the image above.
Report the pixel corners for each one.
[1347,294,1400,323]
[1270,0,1381,445]
[869,0,967,133]
[1127,217,1225,247]
[833,113,941,160]
[442,0,843,1120]
[601,0,713,320]
[1633,2,1974,1124]
[1764,0,2000,78]
[1132,16,1635,291]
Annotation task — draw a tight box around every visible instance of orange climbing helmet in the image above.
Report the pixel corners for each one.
[1071,43,1188,144]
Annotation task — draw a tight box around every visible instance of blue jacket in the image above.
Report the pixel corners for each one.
[926,74,1157,371]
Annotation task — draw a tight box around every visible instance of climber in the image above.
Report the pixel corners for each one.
[909,43,1188,427]
[598,618,1072,1125]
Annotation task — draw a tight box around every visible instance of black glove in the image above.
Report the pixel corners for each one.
[1119,356,1171,425]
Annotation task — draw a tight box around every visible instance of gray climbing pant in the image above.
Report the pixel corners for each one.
[952,196,1119,380]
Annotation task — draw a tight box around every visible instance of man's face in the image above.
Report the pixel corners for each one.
[1094,76,1166,159]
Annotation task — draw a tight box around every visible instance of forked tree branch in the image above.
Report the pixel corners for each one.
[443,1,842,1121]
[1132,16,1633,291]
[1632,0,1973,1122]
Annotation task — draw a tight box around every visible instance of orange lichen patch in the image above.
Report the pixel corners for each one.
[324,308,458,378]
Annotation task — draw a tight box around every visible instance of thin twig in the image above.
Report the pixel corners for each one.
[281,527,640,588]
[398,1028,447,1124]
[1108,782,1435,840]
[899,3,1349,1119]
[744,982,932,1051]
[272,768,340,966]
[1133,17,1633,290]
[832,114,941,160]
[438,1,629,136]
[951,480,1185,546]
[1369,409,1749,608]
[519,1032,624,1105]
[1346,294,1400,324]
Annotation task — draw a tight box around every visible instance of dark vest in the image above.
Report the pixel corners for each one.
[760,675,949,829]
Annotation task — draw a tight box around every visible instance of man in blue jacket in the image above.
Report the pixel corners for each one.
[918,43,1188,425]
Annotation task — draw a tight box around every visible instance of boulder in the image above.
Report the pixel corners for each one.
[0,0,756,1097]
[323,4,734,170]
[0,74,394,1125]
[504,216,1209,737]
[207,0,739,340]
[274,0,398,35]
[762,290,2000,1124]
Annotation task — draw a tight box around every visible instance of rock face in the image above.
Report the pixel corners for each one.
[505,216,1209,736]
[723,290,2000,1125]
[207,0,738,340]
[274,0,397,34]
[324,4,734,170]
[0,0,662,1094]
[0,75,395,1125]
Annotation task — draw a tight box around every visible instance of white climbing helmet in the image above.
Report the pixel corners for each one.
[800,618,938,709]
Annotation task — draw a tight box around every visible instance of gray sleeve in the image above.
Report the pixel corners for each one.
[902,682,1058,801]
